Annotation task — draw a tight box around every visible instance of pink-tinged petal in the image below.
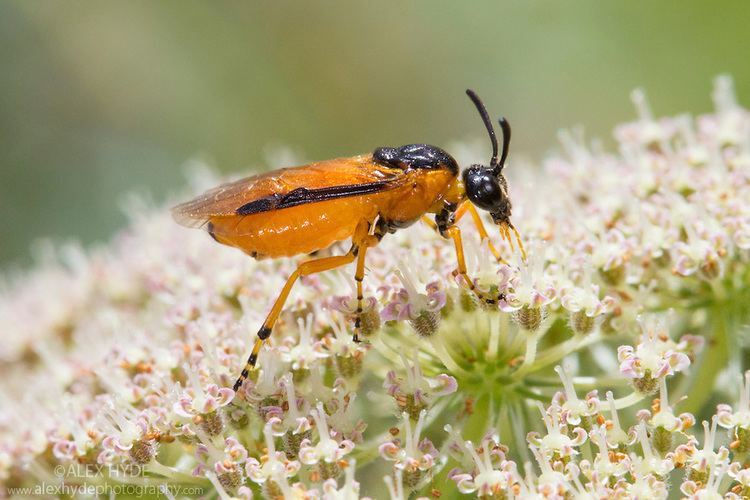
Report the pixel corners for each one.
[114,439,133,452]
[195,443,210,461]
[214,461,233,474]
[236,486,254,500]
[216,387,235,406]
[267,417,286,436]
[526,432,542,447]
[666,351,691,373]
[173,400,194,418]
[202,396,219,413]
[336,440,355,458]
[285,460,301,475]
[716,404,735,429]
[264,406,283,421]
[679,334,705,353]
[330,295,356,314]
[570,427,588,446]
[379,441,401,461]
[454,474,477,494]
[293,417,311,435]
[636,409,652,422]
[498,297,522,313]
[52,441,76,460]
[617,345,634,359]
[426,290,447,311]
[585,301,605,317]
[100,435,117,451]
[418,438,439,457]
[298,445,319,465]
[619,359,641,378]
[418,454,435,471]
[654,361,671,379]
[673,255,697,276]
[497,265,514,287]
[380,303,403,321]
[97,449,115,465]
[530,291,549,307]
[559,294,579,312]
[399,304,414,321]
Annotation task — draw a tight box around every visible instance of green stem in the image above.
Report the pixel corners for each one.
[512,332,602,381]
[680,303,729,415]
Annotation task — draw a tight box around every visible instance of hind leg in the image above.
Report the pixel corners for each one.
[233,219,374,391]
[233,251,356,391]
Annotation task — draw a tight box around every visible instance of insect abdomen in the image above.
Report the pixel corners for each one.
[209,197,377,258]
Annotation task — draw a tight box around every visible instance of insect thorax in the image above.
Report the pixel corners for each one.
[373,144,458,175]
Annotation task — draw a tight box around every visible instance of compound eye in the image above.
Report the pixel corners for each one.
[463,166,503,211]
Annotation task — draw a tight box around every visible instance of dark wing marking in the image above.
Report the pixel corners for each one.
[172,155,407,231]
[235,180,392,215]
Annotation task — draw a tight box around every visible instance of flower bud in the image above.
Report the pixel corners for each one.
[226,402,250,430]
[359,308,381,337]
[409,310,440,337]
[570,310,596,335]
[218,469,243,491]
[128,439,155,465]
[263,480,283,499]
[335,351,364,379]
[599,265,625,286]
[198,411,224,436]
[736,427,750,453]
[633,372,659,396]
[459,289,478,312]
[318,461,340,481]
[513,305,543,331]
[652,426,673,455]
[283,429,312,460]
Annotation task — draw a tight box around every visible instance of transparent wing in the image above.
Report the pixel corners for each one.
[171,155,404,230]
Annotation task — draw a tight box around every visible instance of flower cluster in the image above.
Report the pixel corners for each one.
[1,76,749,498]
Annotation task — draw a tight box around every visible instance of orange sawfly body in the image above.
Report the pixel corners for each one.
[173,90,525,391]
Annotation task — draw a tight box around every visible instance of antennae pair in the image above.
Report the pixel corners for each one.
[465,89,511,175]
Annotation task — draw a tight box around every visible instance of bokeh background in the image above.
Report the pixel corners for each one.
[2,1,749,269]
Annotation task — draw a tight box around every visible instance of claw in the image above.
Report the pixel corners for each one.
[509,223,527,262]
[499,222,527,263]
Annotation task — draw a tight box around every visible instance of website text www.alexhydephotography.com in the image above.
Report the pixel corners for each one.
[6,463,205,498]
[8,482,205,498]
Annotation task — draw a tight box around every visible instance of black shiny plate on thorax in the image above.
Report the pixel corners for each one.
[373,144,458,175]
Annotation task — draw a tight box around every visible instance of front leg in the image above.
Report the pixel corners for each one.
[430,203,504,306]
[445,224,504,306]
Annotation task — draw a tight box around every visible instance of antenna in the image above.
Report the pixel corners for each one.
[496,117,511,174]
[465,89,499,168]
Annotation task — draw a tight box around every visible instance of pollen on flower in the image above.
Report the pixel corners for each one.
[2,76,750,498]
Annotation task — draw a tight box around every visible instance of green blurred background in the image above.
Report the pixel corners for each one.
[2,1,749,269]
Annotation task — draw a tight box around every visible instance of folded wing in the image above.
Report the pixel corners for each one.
[171,155,404,230]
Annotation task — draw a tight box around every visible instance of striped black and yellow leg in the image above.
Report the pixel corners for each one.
[233,250,357,391]
[446,225,502,306]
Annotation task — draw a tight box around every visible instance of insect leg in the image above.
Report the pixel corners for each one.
[352,245,368,343]
[233,250,357,392]
[349,217,383,342]
[445,225,502,306]
[454,201,506,264]
[351,231,382,342]
[420,215,438,231]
